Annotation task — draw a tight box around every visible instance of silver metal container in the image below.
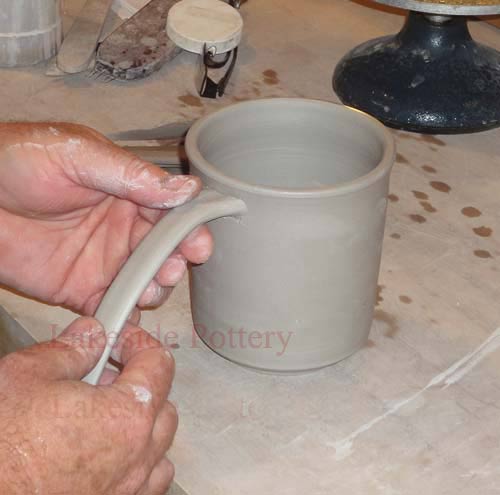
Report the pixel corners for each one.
[0,0,62,67]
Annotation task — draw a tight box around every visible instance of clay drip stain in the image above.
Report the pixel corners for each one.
[422,165,437,174]
[178,95,203,107]
[388,193,399,203]
[390,233,401,239]
[420,201,437,213]
[397,132,445,147]
[396,153,409,164]
[412,190,429,200]
[263,69,279,85]
[473,226,493,237]
[474,249,493,259]
[410,214,427,224]
[374,309,399,338]
[462,206,482,218]
[399,295,412,304]
[430,181,451,193]
[365,339,376,348]
[421,134,446,147]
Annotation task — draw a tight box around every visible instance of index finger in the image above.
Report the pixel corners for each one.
[113,325,175,415]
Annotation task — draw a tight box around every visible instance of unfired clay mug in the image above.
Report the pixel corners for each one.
[84,98,394,384]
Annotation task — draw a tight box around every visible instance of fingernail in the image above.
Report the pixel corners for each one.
[110,337,123,362]
[160,174,196,191]
[127,307,141,325]
[142,283,166,307]
[58,318,105,353]
[185,231,212,263]
[60,317,104,339]
[161,177,200,208]
[163,256,187,285]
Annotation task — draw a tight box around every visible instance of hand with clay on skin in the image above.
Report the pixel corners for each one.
[0,122,213,314]
[0,123,213,494]
[0,316,179,495]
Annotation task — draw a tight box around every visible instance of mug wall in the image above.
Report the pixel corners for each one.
[190,170,390,372]
[187,98,394,372]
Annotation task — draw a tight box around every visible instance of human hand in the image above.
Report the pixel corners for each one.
[0,316,177,495]
[0,123,213,314]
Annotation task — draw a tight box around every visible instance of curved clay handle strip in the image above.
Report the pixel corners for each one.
[83,189,247,385]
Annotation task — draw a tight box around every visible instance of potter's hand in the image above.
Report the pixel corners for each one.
[0,123,213,314]
[0,317,177,495]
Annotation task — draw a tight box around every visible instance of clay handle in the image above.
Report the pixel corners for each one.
[83,188,247,385]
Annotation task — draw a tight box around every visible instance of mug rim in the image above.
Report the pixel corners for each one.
[185,98,395,198]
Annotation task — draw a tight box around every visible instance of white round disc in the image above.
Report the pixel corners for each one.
[167,0,243,55]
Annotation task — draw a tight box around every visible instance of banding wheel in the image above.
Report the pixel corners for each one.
[333,1,500,134]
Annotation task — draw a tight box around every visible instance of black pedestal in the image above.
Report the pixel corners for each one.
[333,12,500,134]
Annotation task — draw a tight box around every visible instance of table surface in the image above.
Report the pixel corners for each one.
[1,1,500,494]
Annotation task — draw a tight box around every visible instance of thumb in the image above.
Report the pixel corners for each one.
[4,317,107,382]
[69,133,201,209]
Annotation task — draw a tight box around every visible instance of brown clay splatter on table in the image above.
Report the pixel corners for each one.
[410,214,427,224]
[376,285,385,306]
[178,95,203,107]
[263,69,279,85]
[170,343,180,349]
[396,153,409,164]
[462,206,482,218]
[390,233,401,239]
[420,201,437,213]
[365,339,376,348]
[473,226,493,238]
[399,295,412,304]
[474,249,492,259]
[388,193,399,203]
[418,456,433,468]
[374,309,399,338]
[422,165,437,174]
[421,134,446,147]
[430,181,451,193]
[412,190,428,200]
[397,133,445,147]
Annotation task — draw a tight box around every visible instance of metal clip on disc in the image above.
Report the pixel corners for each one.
[166,0,243,98]
[196,44,238,98]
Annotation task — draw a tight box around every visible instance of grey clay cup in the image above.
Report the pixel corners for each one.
[84,98,395,384]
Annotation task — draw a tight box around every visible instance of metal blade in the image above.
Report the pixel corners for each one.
[107,121,194,141]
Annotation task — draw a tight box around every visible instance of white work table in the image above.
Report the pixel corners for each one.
[1,1,499,493]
